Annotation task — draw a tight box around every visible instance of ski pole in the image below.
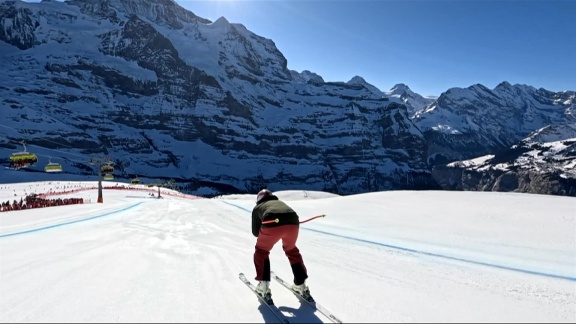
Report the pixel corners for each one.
[261,214,326,225]
[299,214,326,224]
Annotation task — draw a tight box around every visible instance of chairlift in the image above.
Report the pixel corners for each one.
[103,173,114,180]
[44,156,63,173]
[101,162,114,174]
[9,141,38,169]
[130,177,141,185]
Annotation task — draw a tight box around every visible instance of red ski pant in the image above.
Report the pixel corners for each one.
[254,224,308,284]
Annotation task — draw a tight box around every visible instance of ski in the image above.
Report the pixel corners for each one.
[239,273,290,324]
[270,271,343,324]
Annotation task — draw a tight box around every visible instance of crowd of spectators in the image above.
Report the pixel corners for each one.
[0,194,84,212]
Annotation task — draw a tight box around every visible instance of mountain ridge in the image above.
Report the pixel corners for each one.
[0,0,574,196]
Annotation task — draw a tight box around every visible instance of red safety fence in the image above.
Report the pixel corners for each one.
[1,185,202,212]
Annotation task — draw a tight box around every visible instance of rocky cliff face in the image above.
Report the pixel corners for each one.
[432,167,576,197]
[431,124,576,196]
[0,0,573,197]
[0,0,439,195]
[412,82,575,166]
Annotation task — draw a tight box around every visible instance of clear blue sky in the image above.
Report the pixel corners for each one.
[175,0,575,96]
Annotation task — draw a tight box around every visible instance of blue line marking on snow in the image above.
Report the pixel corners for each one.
[0,202,144,238]
[220,200,576,282]
[220,200,252,213]
[304,227,576,282]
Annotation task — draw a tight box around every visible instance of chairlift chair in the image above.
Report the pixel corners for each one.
[44,157,63,173]
[9,141,38,169]
[101,165,114,174]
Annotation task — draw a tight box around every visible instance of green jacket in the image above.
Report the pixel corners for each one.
[252,195,299,237]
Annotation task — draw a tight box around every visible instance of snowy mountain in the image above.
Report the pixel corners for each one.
[432,124,576,196]
[346,77,437,115]
[0,0,574,197]
[291,70,325,84]
[412,82,575,166]
[385,83,437,115]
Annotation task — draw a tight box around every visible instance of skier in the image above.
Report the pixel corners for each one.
[252,188,310,299]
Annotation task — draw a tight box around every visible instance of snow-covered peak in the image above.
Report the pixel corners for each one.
[346,75,385,96]
[384,83,436,116]
[388,83,411,95]
[211,16,230,29]
[290,70,325,84]
[467,83,492,93]
[348,75,368,85]
[496,81,512,89]
[412,81,574,167]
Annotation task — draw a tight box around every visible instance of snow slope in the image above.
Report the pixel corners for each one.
[0,181,574,323]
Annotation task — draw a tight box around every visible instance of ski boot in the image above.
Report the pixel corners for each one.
[256,281,273,305]
[291,281,314,302]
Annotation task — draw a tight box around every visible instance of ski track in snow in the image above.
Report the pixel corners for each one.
[0,185,574,323]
